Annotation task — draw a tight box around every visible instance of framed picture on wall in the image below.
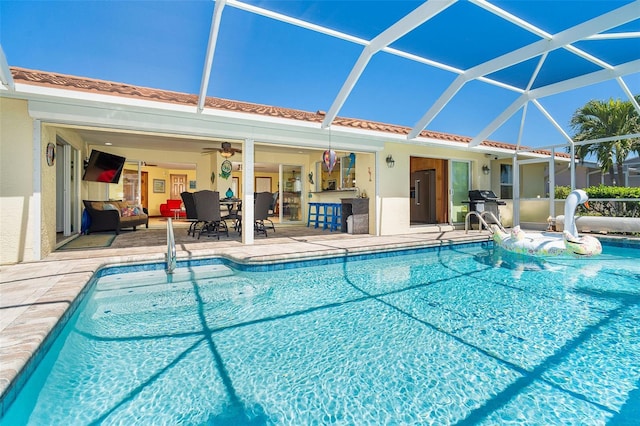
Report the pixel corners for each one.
[153,179,165,193]
[189,180,196,189]
[255,176,272,193]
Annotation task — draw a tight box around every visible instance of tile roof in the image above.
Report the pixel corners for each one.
[9,67,569,158]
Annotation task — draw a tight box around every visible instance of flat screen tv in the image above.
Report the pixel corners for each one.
[82,150,126,183]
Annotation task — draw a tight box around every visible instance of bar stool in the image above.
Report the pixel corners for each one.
[322,203,333,230]
[328,203,342,232]
[307,202,326,228]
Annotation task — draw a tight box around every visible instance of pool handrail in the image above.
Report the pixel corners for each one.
[465,211,505,234]
[166,218,177,274]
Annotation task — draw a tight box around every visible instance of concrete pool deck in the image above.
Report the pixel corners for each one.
[0,225,495,412]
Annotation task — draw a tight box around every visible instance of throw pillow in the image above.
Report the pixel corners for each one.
[103,203,118,211]
[127,205,145,215]
[121,207,135,217]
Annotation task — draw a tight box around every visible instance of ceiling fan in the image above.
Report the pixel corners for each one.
[201,142,242,158]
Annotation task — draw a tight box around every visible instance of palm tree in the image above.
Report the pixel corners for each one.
[570,96,640,185]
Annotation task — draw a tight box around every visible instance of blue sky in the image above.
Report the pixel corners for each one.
[1,0,639,149]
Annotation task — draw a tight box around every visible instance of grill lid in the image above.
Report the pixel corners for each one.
[468,190,499,201]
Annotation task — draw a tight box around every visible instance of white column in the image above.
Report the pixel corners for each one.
[32,120,42,260]
[549,149,556,219]
[570,144,576,190]
[63,144,72,236]
[512,154,520,227]
[73,147,82,234]
[138,161,143,204]
[242,138,254,244]
[374,151,380,236]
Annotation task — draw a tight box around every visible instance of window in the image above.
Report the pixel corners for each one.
[500,164,513,199]
[315,153,357,191]
[340,154,356,189]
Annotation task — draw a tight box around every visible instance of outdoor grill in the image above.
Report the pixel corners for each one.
[466,190,506,228]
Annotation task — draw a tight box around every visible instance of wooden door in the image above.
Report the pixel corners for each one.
[410,170,436,224]
[141,171,148,210]
[410,157,449,223]
[170,174,187,200]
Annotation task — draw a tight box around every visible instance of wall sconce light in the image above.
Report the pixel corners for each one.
[482,164,490,175]
[386,155,395,168]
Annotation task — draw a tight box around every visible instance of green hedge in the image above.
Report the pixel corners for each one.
[554,185,640,217]
[555,185,640,199]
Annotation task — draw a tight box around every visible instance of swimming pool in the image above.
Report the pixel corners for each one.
[2,242,639,424]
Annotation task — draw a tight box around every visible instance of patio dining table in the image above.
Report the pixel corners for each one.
[219,197,241,208]
[220,197,241,230]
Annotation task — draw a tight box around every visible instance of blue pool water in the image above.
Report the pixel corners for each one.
[3,243,640,425]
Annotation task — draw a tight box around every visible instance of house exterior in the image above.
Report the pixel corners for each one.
[1,67,570,265]
[551,158,640,188]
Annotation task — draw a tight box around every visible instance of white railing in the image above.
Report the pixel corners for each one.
[166,218,177,274]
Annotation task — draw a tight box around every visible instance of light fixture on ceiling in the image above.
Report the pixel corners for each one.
[386,155,395,168]
[482,164,490,175]
[201,142,242,157]
[220,142,234,158]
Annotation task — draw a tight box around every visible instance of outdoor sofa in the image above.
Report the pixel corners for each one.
[82,200,148,234]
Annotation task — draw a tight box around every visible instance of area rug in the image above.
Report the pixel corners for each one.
[58,234,116,250]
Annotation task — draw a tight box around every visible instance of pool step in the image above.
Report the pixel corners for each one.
[94,264,235,297]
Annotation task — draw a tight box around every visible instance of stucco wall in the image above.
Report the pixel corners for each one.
[144,168,197,216]
[520,163,547,198]
[0,98,35,264]
[1,96,556,264]
[500,199,561,228]
[40,126,57,257]
[43,127,90,256]
[378,142,491,235]
[519,199,551,223]
[553,164,593,189]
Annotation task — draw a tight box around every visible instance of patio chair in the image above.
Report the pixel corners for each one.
[237,192,274,237]
[269,191,279,216]
[255,191,275,236]
[263,191,277,233]
[180,191,204,237]
[192,190,229,240]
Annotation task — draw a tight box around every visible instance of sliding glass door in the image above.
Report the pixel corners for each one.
[280,164,303,223]
[450,160,470,224]
[55,137,80,236]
